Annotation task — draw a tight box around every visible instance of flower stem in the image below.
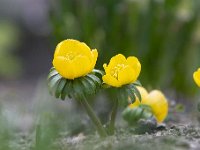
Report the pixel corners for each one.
[81,97,107,137]
[108,98,119,135]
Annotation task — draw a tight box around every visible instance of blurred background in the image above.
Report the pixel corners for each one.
[0,0,200,149]
[1,0,200,93]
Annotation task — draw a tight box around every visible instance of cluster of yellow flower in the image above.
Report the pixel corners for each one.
[53,39,141,87]
[129,87,168,123]
[49,39,200,136]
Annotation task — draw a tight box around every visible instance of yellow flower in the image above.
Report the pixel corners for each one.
[193,68,200,87]
[128,87,168,123]
[129,86,148,109]
[102,54,141,87]
[53,39,98,79]
[143,90,168,123]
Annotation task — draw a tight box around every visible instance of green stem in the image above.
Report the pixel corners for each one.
[35,123,41,149]
[109,98,119,135]
[81,97,107,137]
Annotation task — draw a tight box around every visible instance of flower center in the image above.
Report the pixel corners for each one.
[110,64,126,79]
[65,52,81,61]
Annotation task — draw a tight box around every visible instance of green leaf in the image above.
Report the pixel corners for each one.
[129,107,143,123]
[47,69,58,80]
[122,107,132,121]
[80,78,93,96]
[49,67,55,72]
[92,69,104,76]
[130,84,142,101]
[128,88,136,104]
[61,81,72,100]
[86,74,101,86]
[72,79,84,100]
[84,76,97,94]
[48,74,62,94]
[139,104,152,112]
[142,110,153,119]
[55,78,67,98]
[129,108,138,123]
[133,80,142,86]
[134,107,143,120]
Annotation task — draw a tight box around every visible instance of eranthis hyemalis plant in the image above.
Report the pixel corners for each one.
[48,39,107,137]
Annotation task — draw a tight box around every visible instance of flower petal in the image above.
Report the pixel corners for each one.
[72,55,91,77]
[102,54,141,87]
[193,68,200,87]
[54,39,92,59]
[53,56,75,79]
[107,54,127,69]
[103,63,109,75]
[137,86,149,101]
[118,66,136,85]
[144,90,168,123]
[53,39,98,79]
[127,56,141,76]
[89,49,98,72]
[102,74,121,87]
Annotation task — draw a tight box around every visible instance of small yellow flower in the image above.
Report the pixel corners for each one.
[102,54,141,87]
[128,87,168,123]
[143,90,168,123]
[193,68,200,87]
[53,39,98,79]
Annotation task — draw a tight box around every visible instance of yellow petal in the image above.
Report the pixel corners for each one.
[52,39,98,79]
[193,68,200,87]
[118,66,136,85]
[102,54,141,87]
[144,90,168,122]
[72,55,91,78]
[155,106,168,123]
[54,39,92,60]
[102,55,123,76]
[88,49,98,72]
[127,56,141,77]
[103,63,108,73]
[107,54,127,70]
[53,56,75,79]
[102,74,121,87]
[137,86,149,101]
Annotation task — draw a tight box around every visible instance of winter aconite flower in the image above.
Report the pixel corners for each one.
[102,54,141,87]
[53,39,98,79]
[48,39,107,137]
[193,68,200,87]
[128,87,168,123]
[143,90,168,123]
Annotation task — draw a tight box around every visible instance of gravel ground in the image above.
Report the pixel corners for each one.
[50,123,200,150]
[1,81,200,150]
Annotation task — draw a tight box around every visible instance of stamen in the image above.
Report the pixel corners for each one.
[110,64,127,79]
[65,52,82,60]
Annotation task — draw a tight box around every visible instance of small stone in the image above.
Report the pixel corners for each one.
[157,123,167,131]
[67,133,86,144]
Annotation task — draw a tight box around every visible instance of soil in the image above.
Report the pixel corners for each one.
[53,124,200,150]
[1,82,200,150]
[11,122,200,150]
